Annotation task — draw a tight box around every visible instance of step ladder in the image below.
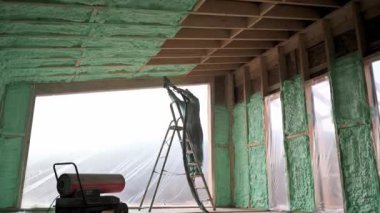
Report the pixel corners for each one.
[138,101,215,212]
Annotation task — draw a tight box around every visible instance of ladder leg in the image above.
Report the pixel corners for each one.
[138,121,174,211]
[148,129,177,212]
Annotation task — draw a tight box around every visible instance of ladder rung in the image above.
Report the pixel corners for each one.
[187,162,198,166]
[186,150,194,154]
[195,187,206,190]
[201,199,210,202]
[169,126,183,130]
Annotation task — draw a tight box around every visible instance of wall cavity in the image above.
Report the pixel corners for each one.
[329,52,380,213]
[246,94,268,209]
[214,105,232,206]
[0,84,33,208]
[232,103,249,207]
[281,75,315,211]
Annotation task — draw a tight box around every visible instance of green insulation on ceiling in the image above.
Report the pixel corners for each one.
[284,136,314,211]
[337,125,380,213]
[0,0,197,83]
[232,103,249,208]
[0,84,33,208]
[214,105,232,206]
[281,75,308,136]
[246,94,268,209]
[329,52,371,127]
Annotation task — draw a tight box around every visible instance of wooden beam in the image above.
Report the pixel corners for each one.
[147,57,201,65]
[204,57,253,64]
[298,33,310,81]
[236,30,289,41]
[225,40,275,49]
[243,67,252,102]
[352,2,367,57]
[322,19,335,66]
[242,0,340,8]
[251,18,306,31]
[277,45,287,81]
[195,0,260,17]
[175,28,231,39]
[181,15,249,29]
[264,4,321,20]
[161,39,222,49]
[259,56,268,96]
[155,49,208,58]
[193,63,243,71]
[211,49,263,57]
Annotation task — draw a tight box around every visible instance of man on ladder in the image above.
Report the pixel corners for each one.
[139,77,215,212]
[163,77,203,177]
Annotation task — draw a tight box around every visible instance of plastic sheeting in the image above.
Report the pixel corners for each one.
[21,86,209,208]
[0,84,33,208]
[214,105,231,206]
[311,80,344,212]
[232,103,249,208]
[370,60,380,175]
[247,94,268,209]
[267,96,289,211]
[330,53,380,213]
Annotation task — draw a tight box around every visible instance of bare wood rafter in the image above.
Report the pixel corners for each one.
[241,0,340,8]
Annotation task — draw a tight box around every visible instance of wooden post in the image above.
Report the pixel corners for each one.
[225,73,235,203]
[259,56,268,96]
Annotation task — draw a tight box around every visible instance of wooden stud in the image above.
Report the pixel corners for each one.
[277,46,288,82]
[352,2,367,57]
[225,73,235,203]
[322,19,335,67]
[236,30,290,41]
[251,18,306,31]
[161,40,222,49]
[298,33,310,81]
[225,41,275,49]
[259,56,269,96]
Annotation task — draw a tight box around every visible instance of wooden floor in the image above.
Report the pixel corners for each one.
[130,208,275,212]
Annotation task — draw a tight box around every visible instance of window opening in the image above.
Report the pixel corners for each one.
[266,94,289,211]
[309,78,344,212]
[21,85,210,208]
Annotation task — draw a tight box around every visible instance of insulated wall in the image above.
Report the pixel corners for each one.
[330,53,380,212]
[281,76,315,211]
[0,84,34,208]
[214,105,232,206]
[232,103,249,207]
[247,94,268,209]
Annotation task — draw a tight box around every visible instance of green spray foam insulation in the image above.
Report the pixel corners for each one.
[281,75,308,136]
[284,136,314,211]
[0,84,33,208]
[214,105,232,206]
[329,53,379,212]
[329,52,371,127]
[232,103,249,207]
[337,125,380,213]
[0,0,198,82]
[246,94,268,209]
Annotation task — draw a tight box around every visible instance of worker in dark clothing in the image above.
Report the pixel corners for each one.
[163,77,203,175]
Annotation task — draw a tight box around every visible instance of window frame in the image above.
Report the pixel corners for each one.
[18,77,215,210]
[364,55,380,177]
[304,74,345,212]
[264,92,290,211]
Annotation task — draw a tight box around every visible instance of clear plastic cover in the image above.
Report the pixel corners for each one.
[371,60,380,175]
[266,95,289,211]
[311,80,344,212]
[21,85,209,208]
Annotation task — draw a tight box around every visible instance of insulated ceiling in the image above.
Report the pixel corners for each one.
[0,0,346,83]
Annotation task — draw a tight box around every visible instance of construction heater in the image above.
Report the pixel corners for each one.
[54,163,128,213]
